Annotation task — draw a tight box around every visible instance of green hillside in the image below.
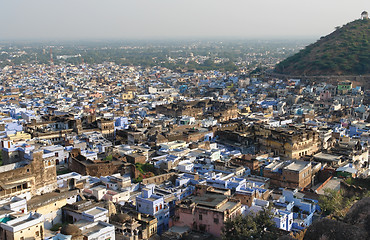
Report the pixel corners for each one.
[275,18,370,75]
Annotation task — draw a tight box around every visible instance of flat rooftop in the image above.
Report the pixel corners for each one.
[317,178,341,195]
[82,224,105,236]
[217,200,239,212]
[284,161,310,172]
[77,221,111,237]
[9,219,29,227]
[5,213,42,228]
[91,185,106,191]
[190,193,228,209]
[265,161,284,171]
[84,207,107,216]
[313,152,342,162]
[0,209,13,217]
[27,189,79,210]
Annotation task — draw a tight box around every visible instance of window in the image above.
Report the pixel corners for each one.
[55,152,59,157]
[214,218,219,224]
[36,231,39,237]
[199,214,202,220]
[160,204,162,210]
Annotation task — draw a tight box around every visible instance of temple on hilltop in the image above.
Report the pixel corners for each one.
[361,11,368,20]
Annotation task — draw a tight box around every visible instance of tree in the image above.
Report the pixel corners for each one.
[103,155,113,161]
[222,208,277,240]
[133,176,143,183]
[222,214,256,240]
[318,189,357,218]
[254,208,277,239]
[319,189,343,216]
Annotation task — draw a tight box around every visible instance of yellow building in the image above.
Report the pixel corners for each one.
[27,190,79,229]
[0,212,44,240]
[255,125,320,159]
[122,91,134,100]
[7,131,31,141]
[159,140,187,150]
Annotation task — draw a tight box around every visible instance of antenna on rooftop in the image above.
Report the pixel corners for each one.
[80,55,85,68]
[50,47,54,66]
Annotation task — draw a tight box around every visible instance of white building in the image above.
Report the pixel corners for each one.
[79,221,115,240]
[42,145,68,165]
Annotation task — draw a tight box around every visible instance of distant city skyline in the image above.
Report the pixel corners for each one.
[0,0,368,40]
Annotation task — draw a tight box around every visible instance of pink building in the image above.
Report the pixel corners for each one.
[320,90,332,101]
[173,193,241,237]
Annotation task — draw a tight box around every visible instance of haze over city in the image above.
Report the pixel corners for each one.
[0,0,369,40]
[0,1,369,240]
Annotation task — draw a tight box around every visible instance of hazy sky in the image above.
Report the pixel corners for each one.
[0,0,368,40]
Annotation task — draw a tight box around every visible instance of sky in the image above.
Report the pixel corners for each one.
[0,0,368,41]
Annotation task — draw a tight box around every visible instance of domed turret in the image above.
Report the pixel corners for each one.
[104,201,116,216]
[111,213,131,223]
[60,224,82,238]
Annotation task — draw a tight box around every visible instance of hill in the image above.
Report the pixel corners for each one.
[303,197,370,240]
[275,18,370,75]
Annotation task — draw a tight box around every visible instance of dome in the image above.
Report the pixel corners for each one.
[60,224,82,237]
[112,213,131,223]
[361,11,369,19]
[104,201,117,216]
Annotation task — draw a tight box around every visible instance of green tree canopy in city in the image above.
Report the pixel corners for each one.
[222,208,278,240]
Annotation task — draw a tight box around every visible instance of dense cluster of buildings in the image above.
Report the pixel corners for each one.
[0,62,369,239]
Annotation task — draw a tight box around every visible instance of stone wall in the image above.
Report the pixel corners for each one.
[142,173,176,185]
